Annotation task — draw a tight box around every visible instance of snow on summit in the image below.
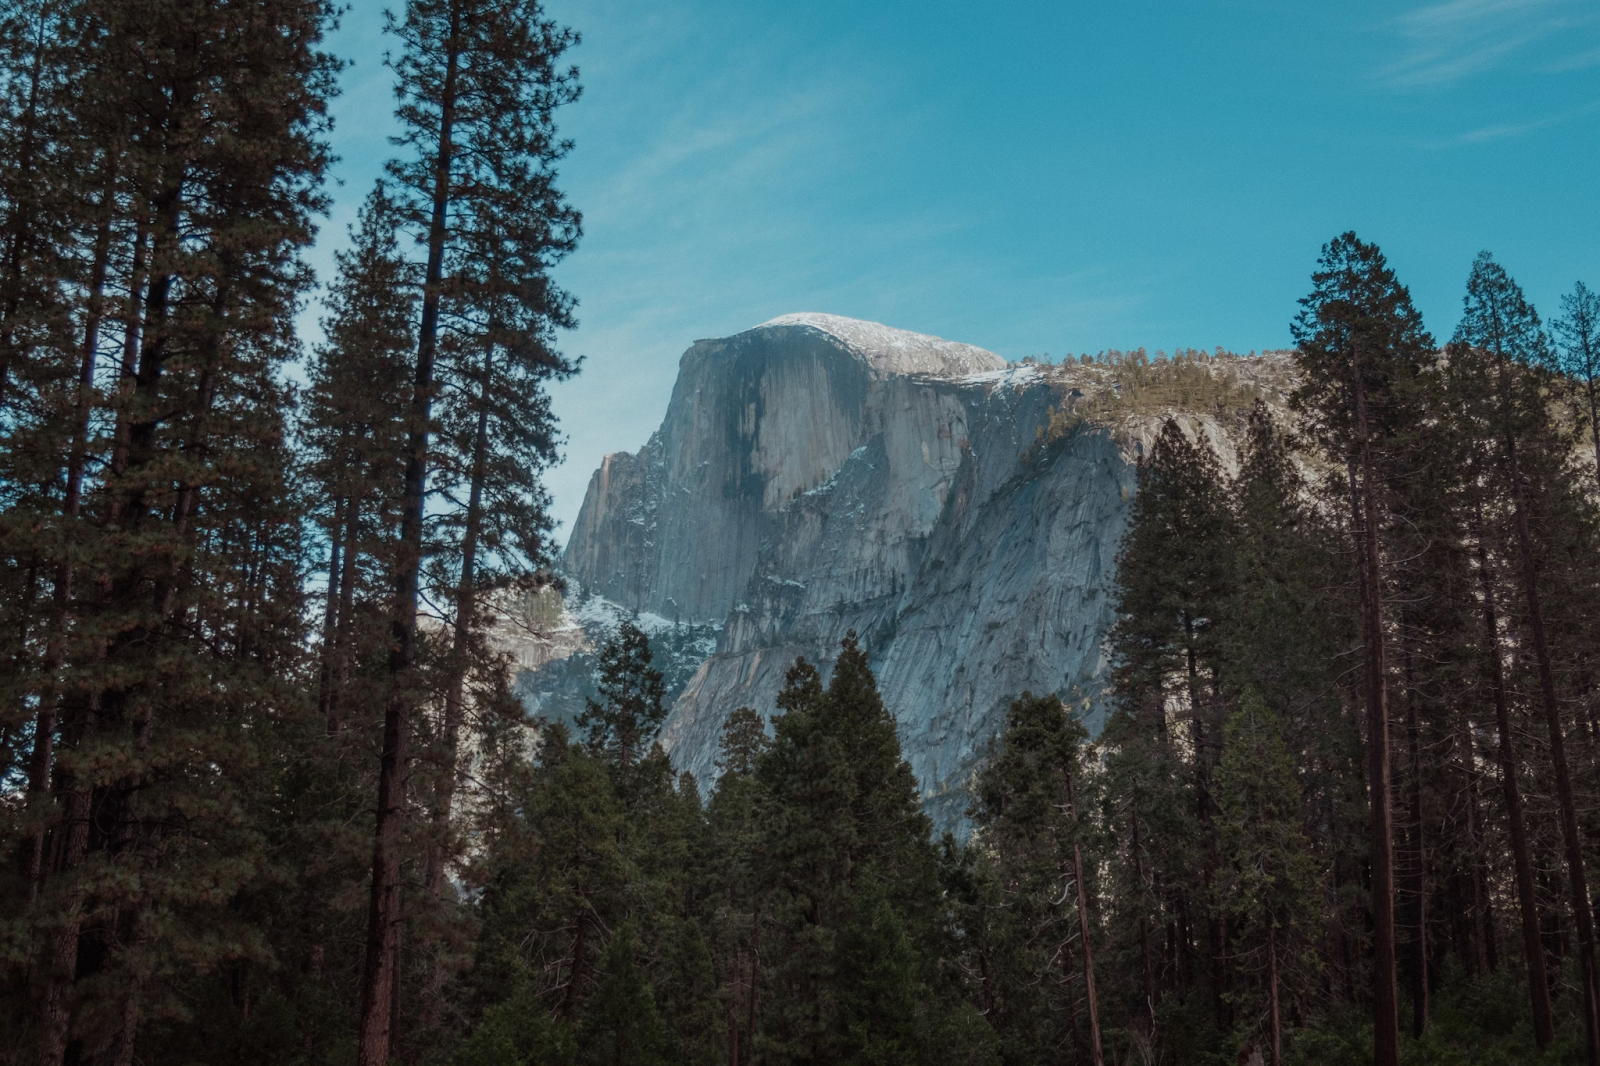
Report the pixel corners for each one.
[754,312,1007,377]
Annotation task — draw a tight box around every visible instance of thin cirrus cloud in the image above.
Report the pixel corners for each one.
[1549,43,1600,71]
[1380,0,1586,88]
[1446,97,1600,143]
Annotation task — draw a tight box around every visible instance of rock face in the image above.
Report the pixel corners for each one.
[541,313,1278,827]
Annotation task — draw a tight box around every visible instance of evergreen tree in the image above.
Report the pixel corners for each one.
[302,183,414,736]
[1221,403,1344,716]
[1453,251,1600,1065]
[577,621,667,771]
[970,692,1103,1066]
[1105,415,1235,1031]
[453,981,576,1066]
[358,0,580,1054]
[1109,418,1237,755]
[717,706,767,776]
[709,707,768,1066]
[755,635,948,1065]
[833,879,925,1065]
[0,0,341,1059]
[576,925,669,1066]
[1431,320,1557,1046]
[1290,232,1435,1066]
[1553,279,1600,490]
[0,0,80,410]
[1098,707,1189,1043]
[1219,403,1368,1033]
[1214,689,1318,1066]
[468,723,629,1024]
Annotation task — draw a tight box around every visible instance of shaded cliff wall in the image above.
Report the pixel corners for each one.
[563,325,876,623]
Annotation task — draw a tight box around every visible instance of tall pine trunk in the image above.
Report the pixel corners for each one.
[0,0,52,404]
[418,344,493,1029]
[1473,508,1553,1044]
[316,495,347,721]
[1586,375,1600,493]
[1067,768,1104,1066]
[36,160,186,1064]
[425,347,492,898]
[1404,652,1428,1037]
[356,7,462,1062]
[23,151,116,902]
[329,489,362,734]
[1502,421,1600,1065]
[1131,806,1158,1033]
[1268,919,1282,1066]
[1350,365,1400,1066]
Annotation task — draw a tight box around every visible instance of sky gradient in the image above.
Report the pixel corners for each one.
[310,0,1600,544]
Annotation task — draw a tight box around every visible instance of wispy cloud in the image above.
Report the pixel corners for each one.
[1380,0,1580,87]
[1429,96,1600,145]
[1549,43,1600,71]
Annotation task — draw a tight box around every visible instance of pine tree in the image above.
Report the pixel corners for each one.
[971,692,1103,1066]
[0,0,80,409]
[1553,280,1600,491]
[453,981,576,1066]
[358,0,580,1054]
[709,707,768,1066]
[1110,418,1236,753]
[418,0,580,943]
[1429,329,1557,1045]
[755,635,943,1065]
[0,0,341,1059]
[1452,251,1600,1065]
[717,706,767,777]
[302,183,414,735]
[1221,402,1344,715]
[1290,232,1435,1066]
[1099,708,1189,1041]
[466,722,629,1025]
[833,879,924,1065]
[1214,689,1318,1066]
[1106,416,1235,1027]
[1219,402,1369,1032]
[576,925,669,1066]
[0,0,100,928]
[577,621,667,771]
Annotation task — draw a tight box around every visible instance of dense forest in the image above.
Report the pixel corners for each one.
[4,0,1600,1065]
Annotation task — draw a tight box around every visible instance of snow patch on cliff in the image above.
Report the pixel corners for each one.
[754,313,1007,378]
[955,364,1044,392]
[512,582,724,734]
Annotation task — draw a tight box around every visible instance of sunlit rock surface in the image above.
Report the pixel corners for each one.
[533,314,1284,827]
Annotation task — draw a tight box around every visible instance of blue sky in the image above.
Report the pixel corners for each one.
[311,0,1600,543]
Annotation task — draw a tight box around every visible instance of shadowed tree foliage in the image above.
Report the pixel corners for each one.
[965,691,1102,1066]
[1214,689,1318,1066]
[577,620,668,771]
